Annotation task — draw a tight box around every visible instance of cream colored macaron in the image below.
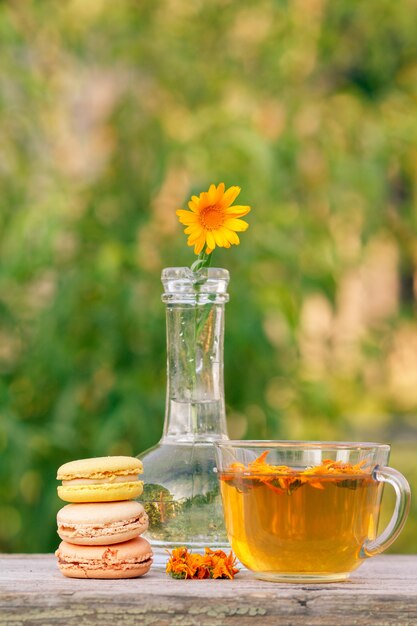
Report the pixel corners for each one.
[57,456,143,503]
[56,537,153,579]
[57,501,149,545]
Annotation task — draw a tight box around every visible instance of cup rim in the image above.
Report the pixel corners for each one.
[214,440,390,451]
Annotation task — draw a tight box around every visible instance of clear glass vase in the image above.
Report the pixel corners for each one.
[137,267,230,566]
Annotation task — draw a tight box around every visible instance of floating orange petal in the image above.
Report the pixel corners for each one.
[221,451,370,493]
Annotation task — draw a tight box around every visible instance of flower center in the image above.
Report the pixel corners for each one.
[199,205,224,230]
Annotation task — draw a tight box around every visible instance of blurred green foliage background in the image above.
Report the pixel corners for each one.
[1,0,417,553]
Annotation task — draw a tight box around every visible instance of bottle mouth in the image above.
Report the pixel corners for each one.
[161,267,230,303]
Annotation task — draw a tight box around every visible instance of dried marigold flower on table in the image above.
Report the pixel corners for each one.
[166,546,239,580]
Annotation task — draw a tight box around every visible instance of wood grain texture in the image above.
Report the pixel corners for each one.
[0,555,416,626]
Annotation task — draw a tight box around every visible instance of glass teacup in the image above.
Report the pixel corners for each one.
[215,441,411,583]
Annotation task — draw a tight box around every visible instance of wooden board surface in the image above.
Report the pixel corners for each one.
[1,555,416,625]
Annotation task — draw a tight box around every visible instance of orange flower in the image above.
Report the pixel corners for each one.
[221,451,370,493]
[177,183,251,255]
[166,546,239,580]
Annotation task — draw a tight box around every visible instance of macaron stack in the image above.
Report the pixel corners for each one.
[55,456,153,579]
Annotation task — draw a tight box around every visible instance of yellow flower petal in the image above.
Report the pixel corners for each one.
[219,186,241,209]
[187,228,204,244]
[177,210,199,225]
[207,184,217,205]
[188,200,199,212]
[215,182,225,202]
[206,231,216,250]
[225,205,251,218]
[194,234,206,254]
[220,227,240,245]
[198,191,210,210]
[213,230,226,247]
[187,234,206,246]
[223,218,249,232]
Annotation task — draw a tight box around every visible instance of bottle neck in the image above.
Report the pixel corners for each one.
[162,301,228,442]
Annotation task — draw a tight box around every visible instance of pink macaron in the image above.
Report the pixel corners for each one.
[55,537,153,579]
[57,500,148,546]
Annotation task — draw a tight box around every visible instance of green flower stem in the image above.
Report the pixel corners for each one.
[191,250,215,346]
[191,250,213,273]
[185,250,215,420]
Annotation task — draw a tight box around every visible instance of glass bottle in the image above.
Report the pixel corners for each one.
[137,267,230,566]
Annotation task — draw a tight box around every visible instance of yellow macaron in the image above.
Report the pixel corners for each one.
[57,456,143,503]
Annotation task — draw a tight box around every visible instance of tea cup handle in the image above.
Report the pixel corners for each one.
[361,466,411,558]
